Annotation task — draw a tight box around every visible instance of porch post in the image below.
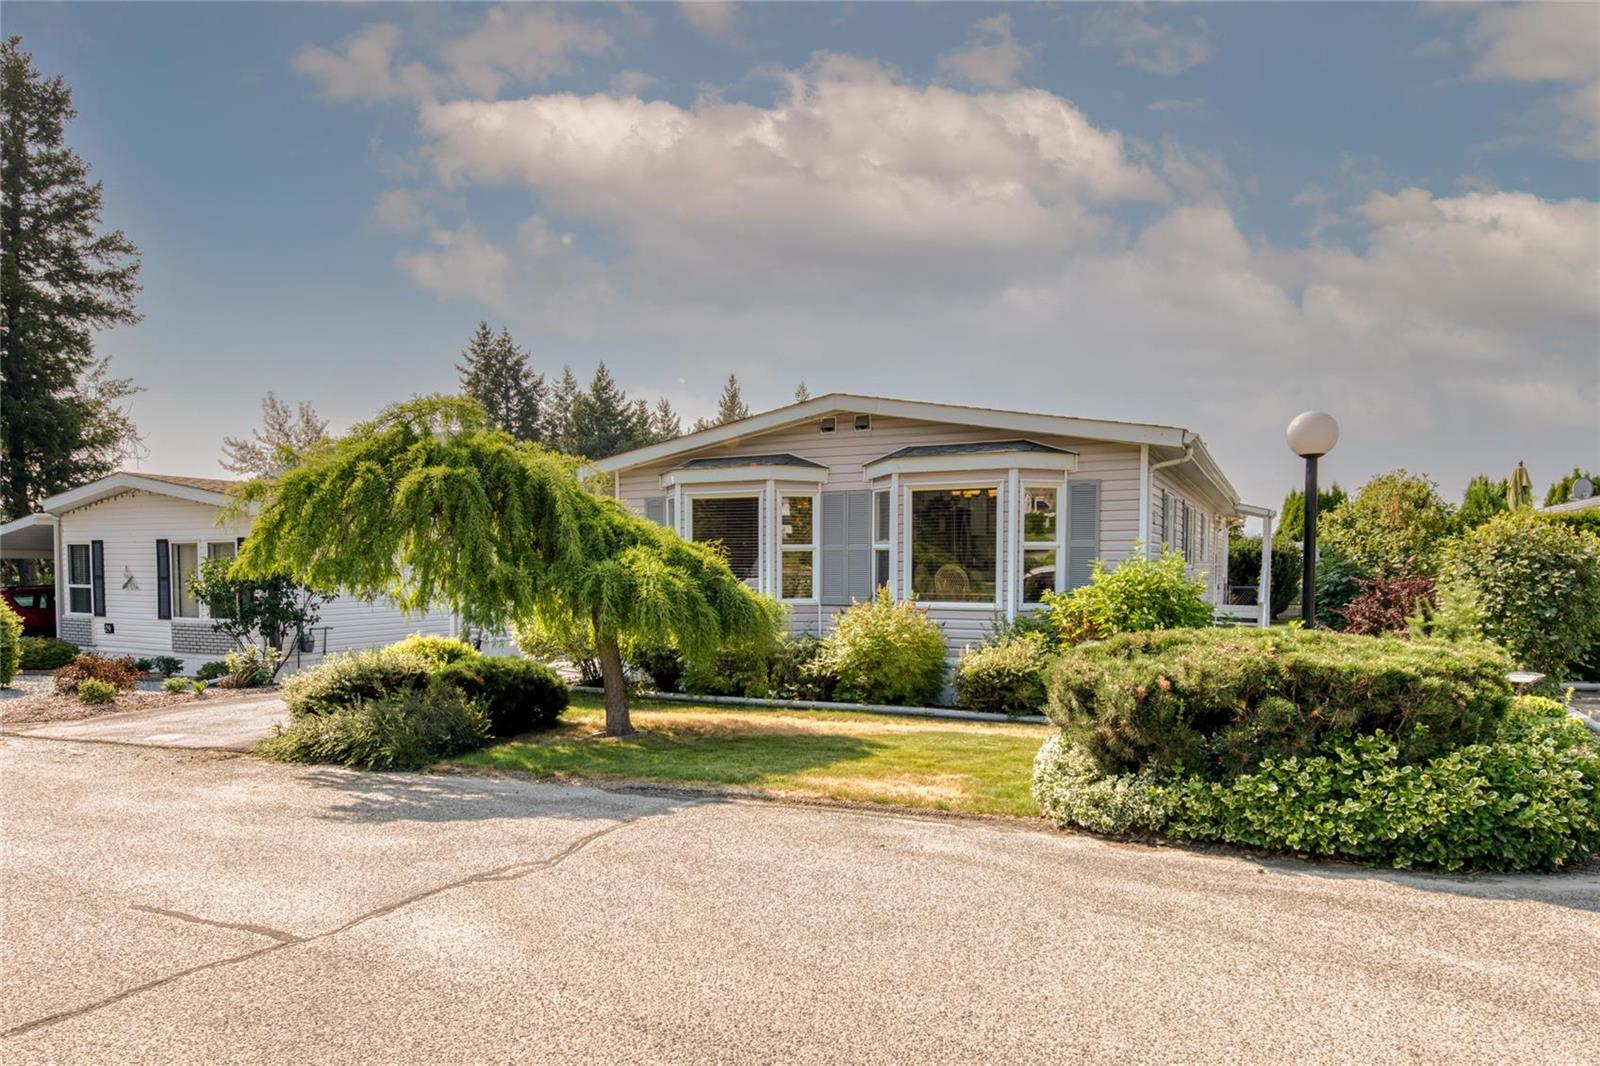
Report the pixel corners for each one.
[1259,511,1274,628]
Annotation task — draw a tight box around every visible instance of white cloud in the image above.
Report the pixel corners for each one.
[438,7,614,98]
[936,15,1035,90]
[677,2,738,43]
[293,24,408,102]
[609,70,660,97]
[1083,7,1214,76]
[1467,4,1600,159]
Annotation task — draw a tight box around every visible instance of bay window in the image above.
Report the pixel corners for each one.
[910,487,998,604]
[780,494,816,600]
[1021,484,1060,603]
[691,497,760,584]
[67,543,92,614]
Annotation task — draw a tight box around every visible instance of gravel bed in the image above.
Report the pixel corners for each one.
[0,672,221,725]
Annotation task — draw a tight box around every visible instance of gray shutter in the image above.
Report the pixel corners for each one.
[643,496,666,526]
[1066,481,1100,590]
[91,540,106,616]
[1160,489,1172,548]
[820,490,873,605]
[156,539,171,620]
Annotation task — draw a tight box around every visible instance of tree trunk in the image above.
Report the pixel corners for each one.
[594,624,634,737]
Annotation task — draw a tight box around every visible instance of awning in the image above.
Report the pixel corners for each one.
[0,513,56,560]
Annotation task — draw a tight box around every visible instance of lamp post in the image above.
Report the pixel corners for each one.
[1286,411,1339,627]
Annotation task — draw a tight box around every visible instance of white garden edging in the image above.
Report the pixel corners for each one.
[570,686,1047,725]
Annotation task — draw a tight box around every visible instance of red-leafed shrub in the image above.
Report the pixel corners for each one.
[53,653,142,694]
[1338,577,1435,636]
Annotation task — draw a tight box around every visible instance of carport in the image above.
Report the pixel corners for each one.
[0,512,57,566]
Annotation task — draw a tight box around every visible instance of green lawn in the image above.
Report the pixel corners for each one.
[452,693,1054,817]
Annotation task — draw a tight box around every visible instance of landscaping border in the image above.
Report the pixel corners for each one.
[570,686,1047,725]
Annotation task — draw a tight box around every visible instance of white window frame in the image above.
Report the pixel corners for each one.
[872,487,892,593]
[1019,481,1066,607]
[778,491,819,604]
[904,479,1003,610]
[66,542,93,616]
[685,490,765,592]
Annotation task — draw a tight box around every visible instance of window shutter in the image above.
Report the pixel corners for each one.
[156,539,171,620]
[91,540,106,616]
[1065,481,1100,590]
[643,496,666,526]
[1160,489,1172,547]
[820,491,874,606]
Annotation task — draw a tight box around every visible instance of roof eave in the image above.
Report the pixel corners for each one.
[40,473,241,514]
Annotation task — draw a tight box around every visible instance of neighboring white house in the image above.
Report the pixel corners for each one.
[0,472,468,674]
[593,393,1272,651]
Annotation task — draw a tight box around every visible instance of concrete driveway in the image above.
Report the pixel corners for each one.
[2,737,1597,1065]
[7,691,287,752]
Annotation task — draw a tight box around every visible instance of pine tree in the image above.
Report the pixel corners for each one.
[2,36,143,519]
[221,393,329,476]
[649,397,682,442]
[570,361,649,459]
[1276,483,1348,543]
[794,381,811,402]
[542,366,582,454]
[692,373,752,432]
[456,322,544,442]
[1544,467,1598,507]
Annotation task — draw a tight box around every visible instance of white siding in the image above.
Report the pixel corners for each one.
[1149,466,1226,603]
[55,490,455,674]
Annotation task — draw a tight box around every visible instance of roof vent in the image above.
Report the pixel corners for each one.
[854,414,872,431]
[820,417,836,433]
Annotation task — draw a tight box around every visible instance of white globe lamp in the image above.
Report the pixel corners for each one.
[1286,411,1339,625]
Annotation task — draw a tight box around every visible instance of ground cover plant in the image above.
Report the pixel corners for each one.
[456,691,1051,817]
[1031,628,1599,872]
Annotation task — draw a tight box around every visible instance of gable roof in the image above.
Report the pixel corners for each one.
[38,471,244,514]
[679,452,826,470]
[869,439,1072,462]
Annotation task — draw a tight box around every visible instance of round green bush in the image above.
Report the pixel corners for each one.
[281,647,436,718]
[436,656,569,737]
[18,637,77,672]
[1043,550,1212,644]
[1321,469,1455,579]
[77,678,117,705]
[1227,536,1302,619]
[1440,510,1600,679]
[815,588,947,706]
[260,682,490,770]
[0,603,21,687]
[161,676,192,694]
[389,633,482,668]
[953,634,1051,715]
[1032,695,1600,872]
[680,644,774,698]
[1047,627,1512,778]
[195,660,229,681]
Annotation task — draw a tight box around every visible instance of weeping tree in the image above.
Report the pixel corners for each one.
[232,396,781,736]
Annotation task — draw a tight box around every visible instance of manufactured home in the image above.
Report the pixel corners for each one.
[0,472,468,674]
[595,394,1273,650]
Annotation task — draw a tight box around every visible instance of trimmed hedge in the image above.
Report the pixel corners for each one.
[1046,627,1512,778]
[437,656,568,737]
[1033,696,1600,872]
[18,637,77,672]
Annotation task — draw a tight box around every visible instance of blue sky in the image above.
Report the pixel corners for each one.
[8,2,1598,506]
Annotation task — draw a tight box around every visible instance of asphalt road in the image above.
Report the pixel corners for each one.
[2,736,1597,1065]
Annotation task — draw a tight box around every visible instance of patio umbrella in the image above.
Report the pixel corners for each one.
[1506,461,1534,510]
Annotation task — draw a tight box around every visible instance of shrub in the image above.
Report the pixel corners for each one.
[1440,511,1600,679]
[984,609,1059,648]
[681,644,773,699]
[281,646,435,718]
[54,654,141,695]
[1046,627,1512,779]
[1043,549,1211,645]
[161,676,192,694]
[133,658,154,673]
[1337,576,1435,635]
[1032,733,1170,836]
[1227,536,1301,619]
[259,682,490,771]
[145,655,184,677]
[1311,548,1367,629]
[77,678,118,705]
[194,659,229,681]
[814,588,947,706]
[0,603,21,687]
[221,645,279,689]
[768,636,837,702]
[628,643,685,693]
[510,613,602,685]
[1320,470,1455,579]
[18,637,77,672]
[436,656,569,737]
[954,634,1051,715]
[389,633,481,668]
[192,679,207,696]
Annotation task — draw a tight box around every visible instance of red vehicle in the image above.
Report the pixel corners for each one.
[2,585,55,637]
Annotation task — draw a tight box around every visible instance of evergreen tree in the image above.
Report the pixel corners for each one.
[794,381,811,402]
[1544,467,1598,507]
[1276,482,1348,543]
[456,322,544,442]
[570,361,649,459]
[221,393,329,476]
[1459,474,1509,529]
[2,36,143,519]
[542,366,582,454]
[692,373,752,432]
[648,397,682,442]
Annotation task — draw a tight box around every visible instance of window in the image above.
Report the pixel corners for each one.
[873,489,891,590]
[780,494,816,600]
[910,487,998,604]
[170,542,201,618]
[692,497,760,584]
[206,542,237,618]
[1021,485,1060,604]
[67,543,92,614]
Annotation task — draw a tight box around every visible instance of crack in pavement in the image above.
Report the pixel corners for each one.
[3,813,660,1040]
[128,905,304,945]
